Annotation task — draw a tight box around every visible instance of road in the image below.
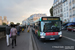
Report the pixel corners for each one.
[0,28,75,50]
[32,30,75,50]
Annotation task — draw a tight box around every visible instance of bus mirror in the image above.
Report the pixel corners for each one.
[61,21,62,24]
[38,21,40,26]
[38,23,40,26]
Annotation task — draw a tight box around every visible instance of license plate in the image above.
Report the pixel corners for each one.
[50,38,55,40]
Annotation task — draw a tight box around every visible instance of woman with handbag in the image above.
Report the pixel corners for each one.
[10,25,17,48]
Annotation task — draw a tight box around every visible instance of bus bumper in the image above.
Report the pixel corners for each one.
[40,35,62,40]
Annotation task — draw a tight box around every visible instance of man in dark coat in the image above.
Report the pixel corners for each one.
[6,24,11,47]
[16,25,20,35]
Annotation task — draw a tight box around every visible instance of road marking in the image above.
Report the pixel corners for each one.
[63,36,75,42]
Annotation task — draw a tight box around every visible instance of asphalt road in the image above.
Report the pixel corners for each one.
[32,30,75,50]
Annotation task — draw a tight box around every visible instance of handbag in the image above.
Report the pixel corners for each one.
[9,32,12,38]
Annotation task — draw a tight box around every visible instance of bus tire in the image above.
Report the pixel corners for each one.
[59,37,62,39]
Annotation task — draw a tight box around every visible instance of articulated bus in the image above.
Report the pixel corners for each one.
[32,17,62,41]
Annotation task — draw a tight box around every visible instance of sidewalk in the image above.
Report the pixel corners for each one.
[0,29,32,50]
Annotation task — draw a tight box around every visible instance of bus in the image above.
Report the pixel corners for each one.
[32,17,62,41]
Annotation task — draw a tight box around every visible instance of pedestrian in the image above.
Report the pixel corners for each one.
[6,24,11,47]
[16,25,20,35]
[27,25,30,32]
[10,25,17,48]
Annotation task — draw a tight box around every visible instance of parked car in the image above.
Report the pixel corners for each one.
[67,27,75,32]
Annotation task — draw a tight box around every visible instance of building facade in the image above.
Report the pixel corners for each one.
[69,0,75,22]
[22,14,47,25]
[62,0,69,22]
[0,16,2,25]
[0,16,8,25]
[2,16,8,24]
[53,0,63,21]
[53,0,75,23]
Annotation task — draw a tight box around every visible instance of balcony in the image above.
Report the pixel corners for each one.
[69,8,72,10]
[70,15,73,17]
[53,2,62,8]
[69,2,71,4]
[72,0,74,2]
[72,6,75,9]
[73,14,75,16]
[62,0,67,3]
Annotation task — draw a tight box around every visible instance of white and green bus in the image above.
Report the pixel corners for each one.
[32,17,62,41]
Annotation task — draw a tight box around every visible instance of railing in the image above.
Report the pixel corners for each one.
[72,6,75,9]
[73,14,75,16]
[0,26,6,39]
[72,0,74,2]
[70,15,73,17]
[69,0,71,4]
[69,8,72,10]
[62,0,67,3]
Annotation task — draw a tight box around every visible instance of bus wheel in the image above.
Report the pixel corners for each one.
[59,37,62,39]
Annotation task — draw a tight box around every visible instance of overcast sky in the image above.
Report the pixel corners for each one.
[0,0,53,24]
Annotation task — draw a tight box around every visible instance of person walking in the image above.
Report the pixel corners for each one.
[6,24,11,47]
[16,25,20,35]
[10,25,17,48]
[27,25,30,32]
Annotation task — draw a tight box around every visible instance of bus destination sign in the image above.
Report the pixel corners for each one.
[42,17,60,21]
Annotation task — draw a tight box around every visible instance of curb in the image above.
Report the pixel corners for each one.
[29,28,39,50]
[29,31,33,50]
[31,32,38,50]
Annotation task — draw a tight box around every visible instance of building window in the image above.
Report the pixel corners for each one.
[70,0,71,3]
[58,10,59,13]
[61,9,62,12]
[73,10,75,16]
[69,6,71,10]
[64,13,65,17]
[67,6,68,11]
[66,1,68,5]
[64,3,65,6]
[64,8,65,12]
[67,12,68,17]
[72,0,74,2]
[72,3,75,8]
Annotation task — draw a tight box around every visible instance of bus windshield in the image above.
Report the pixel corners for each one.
[41,21,61,32]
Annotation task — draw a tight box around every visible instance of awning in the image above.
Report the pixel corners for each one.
[66,22,75,26]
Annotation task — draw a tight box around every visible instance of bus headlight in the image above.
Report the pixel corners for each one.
[58,31,62,37]
[58,31,62,35]
[40,32,45,36]
[59,35,62,37]
[40,32,45,38]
